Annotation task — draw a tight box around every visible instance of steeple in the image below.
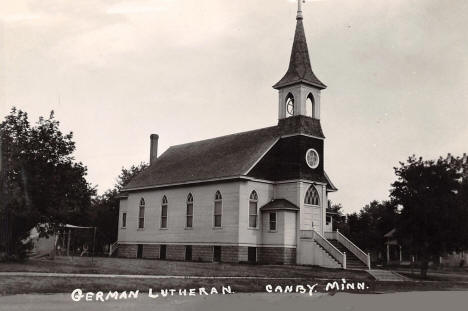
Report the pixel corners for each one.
[273,0,326,90]
[274,1,326,121]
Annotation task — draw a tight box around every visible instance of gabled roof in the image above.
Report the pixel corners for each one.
[273,13,326,90]
[124,126,279,190]
[260,199,299,212]
[123,118,337,191]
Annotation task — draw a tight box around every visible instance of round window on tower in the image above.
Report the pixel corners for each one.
[286,94,294,117]
[305,148,320,169]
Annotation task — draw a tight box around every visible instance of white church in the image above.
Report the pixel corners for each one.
[116,2,370,270]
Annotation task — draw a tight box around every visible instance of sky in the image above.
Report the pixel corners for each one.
[1,0,467,213]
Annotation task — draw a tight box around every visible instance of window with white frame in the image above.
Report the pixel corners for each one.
[161,195,168,228]
[304,185,320,205]
[269,212,277,231]
[138,198,145,229]
[214,191,222,228]
[186,193,193,228]
[249,191,258,228]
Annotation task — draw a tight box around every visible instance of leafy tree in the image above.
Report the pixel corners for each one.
[0,108,96,259]
[345,200,398,262]
[89,162,148,253]
[390,155,468,277]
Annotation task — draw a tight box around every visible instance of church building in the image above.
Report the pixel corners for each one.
[116,2,370,269]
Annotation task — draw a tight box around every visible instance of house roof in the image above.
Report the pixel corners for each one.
[124,126,280,190]
[273,14,326,90]
[260,199,299,212]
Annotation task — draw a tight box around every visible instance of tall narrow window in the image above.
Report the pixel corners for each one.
[304,185,320,205]
[269,212,277,231]
[214,191,222,228]
[186,193,193,228]
[249,190,258,228]
[285,93,294,117]
[122,213,127,228]
[306,93,316,118]
[161,195,168,228]
[138,198,145,229]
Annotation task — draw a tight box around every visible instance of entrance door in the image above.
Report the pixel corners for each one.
[248,247,257,263]
[137,244,143,259]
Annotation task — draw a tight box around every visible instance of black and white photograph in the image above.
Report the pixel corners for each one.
[0,0,467,310]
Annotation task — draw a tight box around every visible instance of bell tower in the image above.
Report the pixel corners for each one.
[274,0,326,121]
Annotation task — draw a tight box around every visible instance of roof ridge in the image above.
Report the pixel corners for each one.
[169,125,278,149]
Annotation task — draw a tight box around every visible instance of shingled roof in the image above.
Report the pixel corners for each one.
[260,199,299,212]
[273,11,326,90]
[123,116,336,191]
[124,126,280,190]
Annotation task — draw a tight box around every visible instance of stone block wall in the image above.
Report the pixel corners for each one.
[259,247,296,264]
[118,244,296,265]
[221,246,239,263]
[192,245,213,262]
[166,245,185,261]
[142,244,160,259]
[118,244,137,258]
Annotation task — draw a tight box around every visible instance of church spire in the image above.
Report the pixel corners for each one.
[273,0,326,90]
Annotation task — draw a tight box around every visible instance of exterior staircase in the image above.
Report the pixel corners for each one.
[325,230,370,270]
[313,241,341,267]
[328,239,368,270]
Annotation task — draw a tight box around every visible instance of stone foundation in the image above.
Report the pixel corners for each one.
[166,245,185,261]
[258,247,296,264]
[118,244,137,258]
[117,243,296,264]
[142,244,160,259]
[192,245,213,262]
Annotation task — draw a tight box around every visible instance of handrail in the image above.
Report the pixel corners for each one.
[335,230,370,269]
[109,242,119,257]
[303,230,346,268]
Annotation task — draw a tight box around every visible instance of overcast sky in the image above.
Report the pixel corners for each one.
[1,0,467,213]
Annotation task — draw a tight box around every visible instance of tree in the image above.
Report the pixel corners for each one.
[390,155,468,277]
[340,200,398,263]
[0,108,96,259]
[89,162,148,253]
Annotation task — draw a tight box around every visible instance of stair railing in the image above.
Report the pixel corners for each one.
[310,230,346,269]
[335,230,370,269]
[109,241,119,257]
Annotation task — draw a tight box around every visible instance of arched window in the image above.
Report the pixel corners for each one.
[138,198,145,229]
[214,191,222,228]
[285,93,294,117]
[306,93,316,118]
[161,195,168,228]
[186,193,193,228]
[249,190,258,228]
[304,185,320,206]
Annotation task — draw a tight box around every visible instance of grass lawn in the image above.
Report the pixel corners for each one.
[1,257,468,296]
